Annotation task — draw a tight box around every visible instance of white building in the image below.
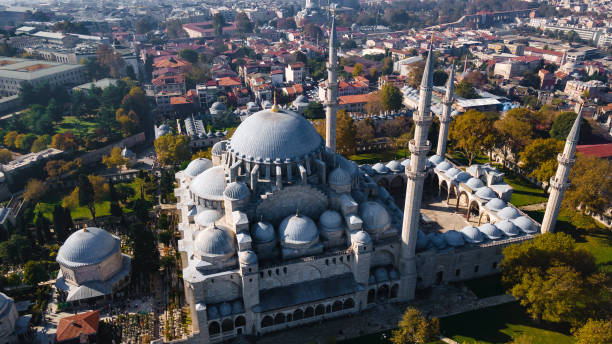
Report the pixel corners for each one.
[0,57,86,97]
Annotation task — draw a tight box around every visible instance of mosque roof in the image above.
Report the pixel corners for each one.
[485,198,506,212]
[436,161,452,171]
[184,158,212,177]
[359,201,390,234]
[497,206,520,220]
[444,230,465,247]
[194,226,236,257]
[228,108,323,162]
[57,227,119,267]
[461,225,484,244]
[465,178,485,189]
[190,166,226,201]
[478,223,504,240]
[475,186,497,200]
[328,167,351,186]
[428,155,444,165]
[0,292,12,318]
[223,182,250,200]
[512,216,538,234]
[278,214,319,245]
[351,230,372,245]
[194,208,223,227]
[238,250,258,265]
[496,220,520,236]
[385,160,402,172]
[319,210,343,231]
[251,221,276,243]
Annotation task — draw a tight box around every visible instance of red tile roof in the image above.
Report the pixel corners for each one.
[576,144,612,158]
[56,311,99,343]
[339,93,372,105]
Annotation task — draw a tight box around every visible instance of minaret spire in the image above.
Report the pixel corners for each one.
[436,64,455,157]
[541,106,582,233]
[398,40,435,301]
[324,7,338,152]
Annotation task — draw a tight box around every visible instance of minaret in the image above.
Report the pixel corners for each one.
[325,9,338,152]
[541,107,582,233]
[436,64,455,157]
[398,40,435,301]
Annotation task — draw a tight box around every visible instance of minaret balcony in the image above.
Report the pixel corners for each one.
[409,139,431,155]
[549,177,570,191]
[412,114,433,126]
[557,154,576,166]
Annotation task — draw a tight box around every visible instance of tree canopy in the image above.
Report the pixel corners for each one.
[154,134,191,166]
[564,155,612,218]
[573,319,612,344]
[454,80,479,99]
[449,110,496,165]
[391,307,440,344]
[550,112,590,142]
[519,138,564,183]
[380,83,403,112]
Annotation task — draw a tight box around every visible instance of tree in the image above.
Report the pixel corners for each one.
[0,148,12,163]
[23,179,47,203]
[235,12,253,33]
[454,80,479,99]
[35,211,52,244]
[165,20,184,39]
[115,108,140,135]
[336,110,357,155]
[355,119,375,143]
[365,92,384,114]
[15,133,37,151]
[78,174,96,222]
[45,98,62,122]
[406,62,425,88]
[303,102,325,119]
[432,70,448,86]
[449,110,495,165]
[53,204,68,242]
[381,57,393,75]
[128,223,159,283]
[212,13,226,36]
[519,138,564,182]
[564,155,612,218]
[88,175,110,203]
[500,233,611,326]
[0,235,33,266]
[30,135,50,153]
[494,111,534,167]
[154,134,191,166]
[102,146,129,168]
[23,261,51,285]
[50,133,77,151]
[573,319,612,344]
[3,131,18,148]
[550,112,590,141]
[303,23,323,40]
[391,307,440,344]
[135,18,152,34]
[178,49,198,64]
[463,71,487,88]
[380,83,403,111]
[97,44,125,78]
[352,63,364,76]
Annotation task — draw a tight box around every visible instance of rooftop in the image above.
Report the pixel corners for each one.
[0,57,84,80]
[56,310,99,342]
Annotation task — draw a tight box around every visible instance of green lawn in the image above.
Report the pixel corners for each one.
[446,151,490,166]
[463,274,506,298]
[349,149,410,165]
[56,116,102,136]
[504,174,548,207]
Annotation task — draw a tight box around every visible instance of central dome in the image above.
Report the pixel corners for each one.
[229,109,323,161]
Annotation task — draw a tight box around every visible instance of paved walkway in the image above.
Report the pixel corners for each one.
[256,285,516,344]
[519,202,547,211]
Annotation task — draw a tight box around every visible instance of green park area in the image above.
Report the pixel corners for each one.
[55,115,104,137]
[348,149,410,165]
[505,174,548,207]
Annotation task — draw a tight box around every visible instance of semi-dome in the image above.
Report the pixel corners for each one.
[497,206,520,220]
[512,216,538,234]
[436,161,452,171]
[251,221,276,243]
[351,230,371,245]
[465,178,485,189]
[57,227,119,267]
[385,160,402,172]
[372,163,389,174]
[475,186,497,200]
[478,223,504,240]
[278,214,319,245]
[328,167,351,186]
[496,220,520,236]
[430,233,447,250]
[228,109,323,162]
[455,171,471,183]
[238,250,258,265]
[319,210,343,231]
[485,198,506,211]
[428,155,444,165]
[223,182,250,200]
[194,226,236,257]
[461,225,484,244]
[190,166,226,201]
[444,230,465,247]
[445,167,461,178]
[184,158,212,177]
[358,201,391,234]
[211,141,226,156]
[194,208,223,227]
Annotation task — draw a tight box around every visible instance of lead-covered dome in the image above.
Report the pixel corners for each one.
[251,221,276,243]
[485,198,506,212]
[359,201,391,234]
[194,225,236,257]
[194,208,223,227]
[228,109,323,162]
[184,158,212,177]
[436,161,452,171]
[475,186,497,200]
[386,160,402,173]
[223,182,250,200]
[428,155,444,165]
[461,225,484,244]
[478,223,504,240]
[512,216,538,234]
[496,220,520,236]
[190,166,226,201]
[351,230,372,245]
[465,178,485,189]
[444,230,465,247]
[497,206,520,220]
[278,214,319,245]
[57,227,119,267]
[319,210,343,232]
[328,167,351,186]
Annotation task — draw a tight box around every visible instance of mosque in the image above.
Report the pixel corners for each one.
[172,12,580,344]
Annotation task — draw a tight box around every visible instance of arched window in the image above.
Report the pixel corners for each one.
[293,309,304,321]
[274,313,286,325]
[390,284,399,299]
[332,301,342,312]
[315,304,325,315]
[367,289,375,304]
[304,307,314,318]
[261,315,273,328]
[325,305,332,313]
[377,284,389,300]
[221,319,234,332]
[208,322,220,335]
[343,298,355,309]
[235,316,246,327]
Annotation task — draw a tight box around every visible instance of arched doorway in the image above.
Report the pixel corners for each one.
[332,301,342,312]
[367,289,375,304]
[209,322,220,336]
[377,284,389,301]
[261,315,273,328]
[315,304,325,316]
[274,313,286,325]
[390,284,399,298]
[343,298,355,309]
[293,309,304,321]
[235,316,246,328]
[304,307,314,318]
[468,201,479,221]
[440,180,448,200]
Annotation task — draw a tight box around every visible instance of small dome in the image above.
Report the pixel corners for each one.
[436,161,452,171]
[358,201,391,234]
[319,210,343,231]
[190,166,226,201]
[374,267,389,283]
[485,198,506,211]
[478,223,504,240]
[211,141,226,156]
[351,230,371,245]
[278,214,319,245]
[57,227,118,267]
[194,208,223,227]
[466,178,485,189]
[444,230,465,247]
[496,220,520,237]
[401,158,411,167]
[238,250,258,265]
[389,269,399,280]
[430,233,447,250]
[223,182,250,200]
[428,155,444,165]
[328,167,351,186]
[372,162,390,174]
[219,302,232,317]
[455,171,471,183]
[194,226,236,257]
[416,230,429,250]
[211,101,226,111]
[360,165,375,175]
[251,221,276,243]
[512,216,538,234]
[445,167,461,178]
[497,206,520,220]
[385,160,402,172]
[207,305,219,319]
[461,225,484,244]
[232,300,244,314]
[475,186,497,200]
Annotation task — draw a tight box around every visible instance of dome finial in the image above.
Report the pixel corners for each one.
[271,92,279,112]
